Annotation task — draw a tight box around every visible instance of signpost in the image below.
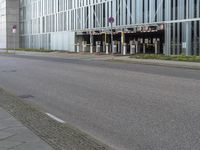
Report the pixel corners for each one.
[12,25,17,54]
[108,17,114,53]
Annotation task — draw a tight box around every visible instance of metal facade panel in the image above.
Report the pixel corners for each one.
[18,0,200,55]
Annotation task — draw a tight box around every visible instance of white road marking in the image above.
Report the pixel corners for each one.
[45,113,65,124]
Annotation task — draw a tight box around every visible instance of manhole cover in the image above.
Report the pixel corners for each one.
[18,95,34,99]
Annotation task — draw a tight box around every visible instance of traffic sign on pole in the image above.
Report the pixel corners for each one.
[108,17,114,24]
[108,17,114,54]
[12,25,17,54]
[12,25,17,33]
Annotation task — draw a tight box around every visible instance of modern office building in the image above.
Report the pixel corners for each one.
[1,0,200,55]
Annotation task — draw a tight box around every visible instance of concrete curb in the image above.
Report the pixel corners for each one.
[106,58,200,70]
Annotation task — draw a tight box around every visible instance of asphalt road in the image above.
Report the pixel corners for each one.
[0,54,200,150]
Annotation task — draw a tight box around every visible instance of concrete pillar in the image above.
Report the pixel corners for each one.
[164,24,171,55]
[103,33,107,53]
[121,31,125,54]
[4,0,20,49]
[104,33,107,44]
[90,34,94,53]
[193,21,198,56]
[186,22,192,56]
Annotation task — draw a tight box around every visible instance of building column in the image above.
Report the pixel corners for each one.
[164,24,171,55]
[121,31,125,54]
[185,22,192,56]
[193,21,198,56]
[90,34,94,54]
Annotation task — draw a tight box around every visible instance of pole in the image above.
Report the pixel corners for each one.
[14,32,16,54]
[12,25,17,54]
[105,32,107,43]
[111,23,113,53]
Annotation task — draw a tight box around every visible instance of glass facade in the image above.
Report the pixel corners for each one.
[19,0,200,55]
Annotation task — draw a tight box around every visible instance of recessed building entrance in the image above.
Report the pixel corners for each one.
[75,25,165,55]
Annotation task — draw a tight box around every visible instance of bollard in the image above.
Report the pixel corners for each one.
[135,41,139,53]
[130,44,136,55]
[123,43,127,55]
[106,43,109,54]
[96,44,101,53]
[155,42,158,54]
[143,44,146,54]
[117,41,121,53]
[90,45,93,54]
[103,42,106,52]
[76,43,80,53]
[113,44,117,54]
[155,40,160,54]
[83,44,87,52]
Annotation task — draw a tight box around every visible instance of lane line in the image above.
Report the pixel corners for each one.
[45,113,65,124]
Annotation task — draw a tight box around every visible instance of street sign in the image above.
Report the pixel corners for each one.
[108,17,114,54]
[108,17,114,24]
[12,25,17,54]
[12,25,17,33]
[12,29,16,33]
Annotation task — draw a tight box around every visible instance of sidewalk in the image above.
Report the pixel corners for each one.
[0,107,54,150]
[1,49,200,70]
[110,56,200,70]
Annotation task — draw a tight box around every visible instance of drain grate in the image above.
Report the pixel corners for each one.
[18,95,34,99]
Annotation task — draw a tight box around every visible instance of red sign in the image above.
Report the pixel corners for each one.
[12,25,17,33]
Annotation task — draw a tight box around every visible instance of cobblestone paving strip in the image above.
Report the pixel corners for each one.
[0,88,114,150]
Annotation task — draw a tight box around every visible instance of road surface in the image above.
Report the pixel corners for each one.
[0,54,200,150]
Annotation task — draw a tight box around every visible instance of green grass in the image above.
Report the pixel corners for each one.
[130,54,200,63]
[3,48,54,53]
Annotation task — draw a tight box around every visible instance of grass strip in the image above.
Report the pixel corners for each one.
[130,54,200,63]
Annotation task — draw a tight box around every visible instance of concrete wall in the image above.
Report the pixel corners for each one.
[50,31,75,51]
[0,0,19,49]
[0,0,6,48]
[6,0,19,49]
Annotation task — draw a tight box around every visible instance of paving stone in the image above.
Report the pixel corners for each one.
[0,107,54,150]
